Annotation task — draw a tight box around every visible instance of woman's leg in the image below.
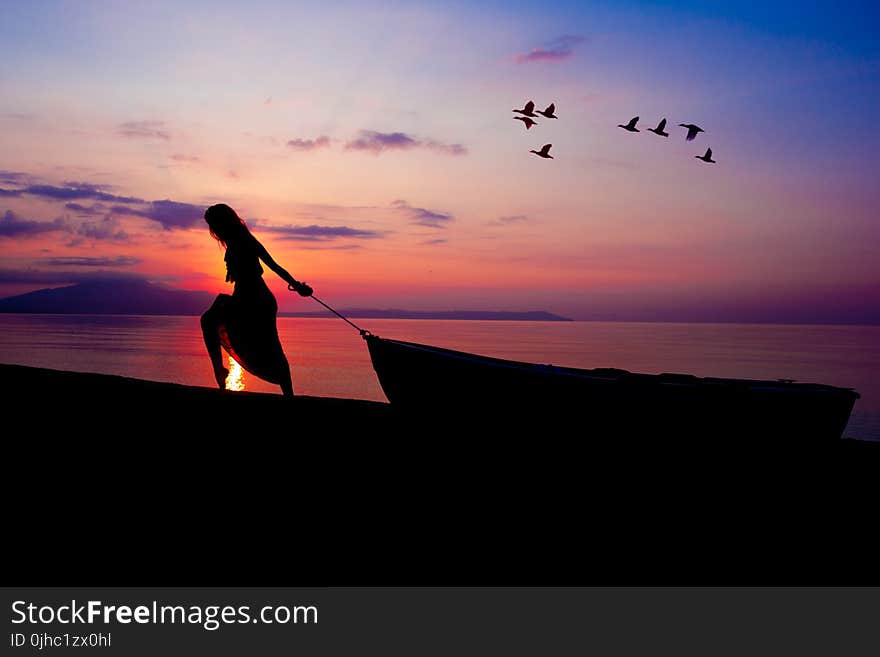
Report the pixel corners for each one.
[201,299,228,389]
[275,336,294,397]
[279,361,294,398]
[265,289,294,397]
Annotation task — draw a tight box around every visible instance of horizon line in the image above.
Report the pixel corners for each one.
[0,310,878,327]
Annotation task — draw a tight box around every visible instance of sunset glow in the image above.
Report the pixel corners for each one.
[226,356,245,392]
[1,1,877,323]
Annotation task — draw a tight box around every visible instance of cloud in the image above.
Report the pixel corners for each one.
[345,131,417,153]
[3,175,206,232]
[44,256,141,267]
[117,120,171,140]
[110,200,204,230]
[513,35,585,63]
[169,154,201,163]
[287,136,331,152]
[423,140,468,156]
[256,224,385,242]
[297,244,363,251]
[0,269,148,285]
[421,238,448,245]
[0,206,128,244]
[0,171,29,184]
[391,200,454,228]
[75,215,129,242]
[64,202,106,216]
[0,210,69,238]
[344,130,467,156]
[486,214,532,227]
[20,183,143,204]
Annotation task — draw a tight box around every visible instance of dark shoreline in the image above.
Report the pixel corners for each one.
[3,362,875,446]
[4,362,878,586]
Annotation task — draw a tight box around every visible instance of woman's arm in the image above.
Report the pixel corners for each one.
[254,237,312,295]
[254,238,295,285]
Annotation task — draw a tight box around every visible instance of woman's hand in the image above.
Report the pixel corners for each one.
[288,280,313,297]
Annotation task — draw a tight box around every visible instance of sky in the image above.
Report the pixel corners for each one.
[1,0,878,322]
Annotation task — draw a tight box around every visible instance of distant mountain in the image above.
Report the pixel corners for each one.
[280,309,573,321]
[0,282,572,320]
[0,280,215,315]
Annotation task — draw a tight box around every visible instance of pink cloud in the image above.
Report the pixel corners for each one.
[344,131,467,156]
[513,35,585,64]
[287,136,331,151]
[117,120,170,140]
[169,154,200,163]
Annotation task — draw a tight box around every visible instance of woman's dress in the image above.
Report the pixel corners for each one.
[211,238,289,384]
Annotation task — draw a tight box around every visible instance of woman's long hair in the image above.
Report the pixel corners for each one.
[204,203,250,248]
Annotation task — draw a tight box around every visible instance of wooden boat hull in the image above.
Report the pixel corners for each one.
[365,335,860,440]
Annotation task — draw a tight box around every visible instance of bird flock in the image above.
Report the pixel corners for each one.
[618,115,715,163]
[513,100,715,164]
[513,100,556,159]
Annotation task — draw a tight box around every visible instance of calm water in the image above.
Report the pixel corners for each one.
[0,314,876,440]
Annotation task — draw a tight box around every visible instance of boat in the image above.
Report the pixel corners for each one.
[364,334,860,440]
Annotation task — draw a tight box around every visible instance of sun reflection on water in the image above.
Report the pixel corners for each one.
[225,355,245,391]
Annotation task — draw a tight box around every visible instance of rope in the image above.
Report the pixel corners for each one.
[289,285,370,336]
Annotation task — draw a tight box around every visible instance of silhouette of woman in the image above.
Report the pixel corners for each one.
[200,203,312,397]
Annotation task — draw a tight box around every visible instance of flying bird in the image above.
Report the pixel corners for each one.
[679,123,704,141]
[513,101,539,117]
[513,116,538,130]
[536,103,558,119]
[530,144,553,159]
[647,118,669,137]
[618,116,640,132]
[695,147,716,163]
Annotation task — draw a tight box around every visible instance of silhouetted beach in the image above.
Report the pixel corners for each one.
[4,363,876,450]
[1,363,391,435]
[5,361,879,587]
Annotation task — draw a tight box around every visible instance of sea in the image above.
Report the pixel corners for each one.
[0,314,876,440]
